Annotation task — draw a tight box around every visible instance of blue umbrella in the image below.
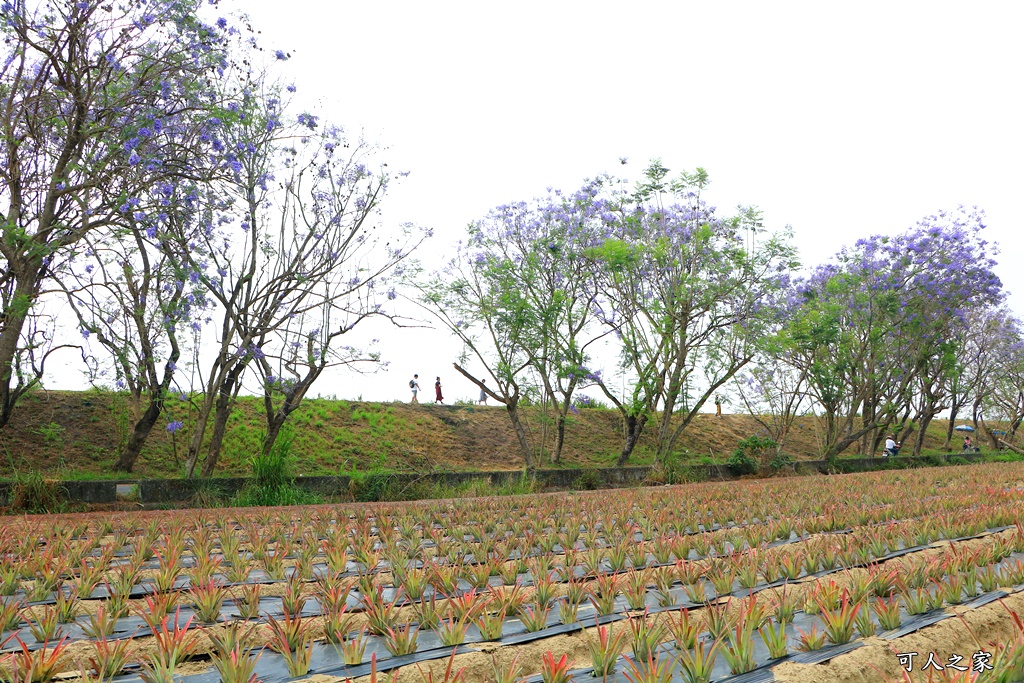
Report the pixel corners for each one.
[954,424,975,432]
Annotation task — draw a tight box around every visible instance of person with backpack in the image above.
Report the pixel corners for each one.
[409,374,420,404]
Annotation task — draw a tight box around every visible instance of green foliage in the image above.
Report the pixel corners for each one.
[727,435,779,475]
[251,428,295,489]
[6,471,67,513]
[348,472,398,503]
[571,470,603,491]
[35,422,65,445]
[646,449,710,485]
[231,427,322,507]
[233,484,321,508]
[189,481,226,509]
[768,452,794,473]
[726,450,756,475]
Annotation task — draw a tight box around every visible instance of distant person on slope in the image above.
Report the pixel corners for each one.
[884,434,897,457]
[479,379,488,405]
[409,374,420,404]
[435,376,444,404]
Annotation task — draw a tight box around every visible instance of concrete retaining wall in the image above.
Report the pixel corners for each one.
[0,452,999,508]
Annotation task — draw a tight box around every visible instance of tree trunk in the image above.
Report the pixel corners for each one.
[262,415,286,458]
[913,414,933,457]
[553,413,566,464]
[504,398,535,474]
[259,373,318,458]
[943,405,958,450]
[115,394,165,472]
[616,413,648,466]
[978,417,1000,450]
[200,364,244,478]
[201,396,232,478]
[450,362,534,471]
[184,396,212,478]
[998,438,1024,455]
[115,348,181,472]
[826,423,881,462]
[0,268,40,429]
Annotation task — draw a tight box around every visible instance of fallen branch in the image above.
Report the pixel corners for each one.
[998,439,1024,455]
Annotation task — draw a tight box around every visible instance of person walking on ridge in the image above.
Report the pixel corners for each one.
[435,376,444,404]
[409,374,420,404]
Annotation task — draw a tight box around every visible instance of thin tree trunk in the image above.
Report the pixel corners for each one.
[998,438,1024,455]
[943,405,958,450]
[553,413,566,464]
[259,372,318,458]
[115,397,164,472]
[505,399,535,474]
[262,416,285,458]
[978,417,1000,450]
[0,269,40,429]
[115,347,181,472]
[200,364,244,478]
[617,413,648,466]
[913,415,932,457]
[183,388,218,478]
[655,392,680,462]
[450,362,535,472]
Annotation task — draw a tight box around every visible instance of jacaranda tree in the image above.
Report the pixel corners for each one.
[0,0,235,430]
[456,179,615,465]
[175,80,424,477]
[586,162,797,464]
[787,207,1002,460]
[59,182,209,472]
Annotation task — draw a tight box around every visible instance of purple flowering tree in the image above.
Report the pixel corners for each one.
[786,207,1002,460]
[249,175,426,462]
[964,308,1022,448]
[442,180,616,464]
[0,0,234,429]
[174,82,425,477]
[732,360,810,455]
[586,162,797,464]
[58,187,209,472]
[418,222,543,473]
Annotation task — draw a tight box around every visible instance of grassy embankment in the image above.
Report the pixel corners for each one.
[0,389,1008,480]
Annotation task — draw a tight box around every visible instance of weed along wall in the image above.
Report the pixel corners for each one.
[0,453,993,509]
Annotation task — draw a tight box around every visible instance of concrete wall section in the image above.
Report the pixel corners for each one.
[0,452,999,507]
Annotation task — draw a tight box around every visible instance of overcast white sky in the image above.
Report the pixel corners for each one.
[52,1,1024,404]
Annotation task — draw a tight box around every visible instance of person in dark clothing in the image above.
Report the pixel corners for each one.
[435,376,444,404]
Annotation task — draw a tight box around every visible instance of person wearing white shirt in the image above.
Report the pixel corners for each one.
[884,435,896,457]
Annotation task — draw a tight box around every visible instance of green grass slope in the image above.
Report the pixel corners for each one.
[0,389,996,479]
